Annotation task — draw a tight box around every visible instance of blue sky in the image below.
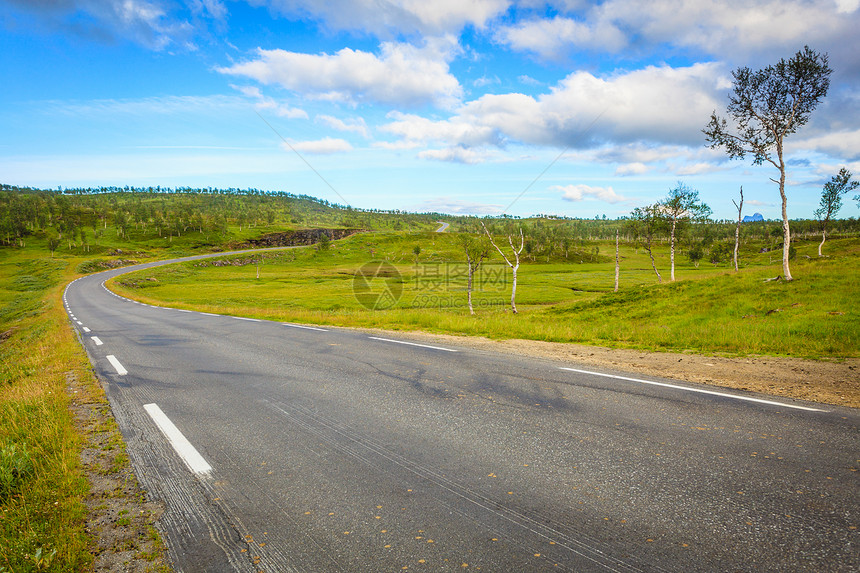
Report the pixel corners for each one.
[1,0,858,220]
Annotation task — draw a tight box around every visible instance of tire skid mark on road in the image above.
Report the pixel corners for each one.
[266,398,659,573]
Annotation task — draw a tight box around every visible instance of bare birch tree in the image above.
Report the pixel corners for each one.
[482,222,524,313]
[704,46,832,281]
[627,205,663,283]
[658,183,712,281]
[614,228,620,292]
[459,234,491,316]
[815,168,858,256]
[732,187,743,272]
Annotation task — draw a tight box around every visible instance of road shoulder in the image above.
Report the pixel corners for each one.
[355,328,860,409]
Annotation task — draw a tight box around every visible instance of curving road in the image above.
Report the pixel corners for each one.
[64,253,859,572]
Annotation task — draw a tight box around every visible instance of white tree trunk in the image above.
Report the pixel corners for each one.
[614,229,619,292]
[777,146,793,280]
[670,218,677,281]
[733,187,743,272]
[467,262,475,316]
[818,230,826,257]
[646,241,662,283]
[510,264,519,313]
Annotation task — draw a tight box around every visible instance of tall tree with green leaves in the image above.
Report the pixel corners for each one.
[704,46,832,281]
[815,168,858,256]
[658,183,712,281]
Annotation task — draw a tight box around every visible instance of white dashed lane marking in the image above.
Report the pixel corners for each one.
[144,403,212,476]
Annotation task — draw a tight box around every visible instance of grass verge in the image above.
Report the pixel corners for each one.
[0,253,168,572]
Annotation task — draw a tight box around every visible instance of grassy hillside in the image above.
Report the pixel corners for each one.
[111,231,859,359]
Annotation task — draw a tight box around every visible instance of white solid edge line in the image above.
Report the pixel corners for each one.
[143,403,212,476]
[106,355,128,376]
[91,336,103,346]
[368,336,458,352]
[558,367,826,412]
[283,323,328,332]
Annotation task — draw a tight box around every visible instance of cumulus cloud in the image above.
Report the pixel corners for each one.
[379,62,728,161]
[790,129,860,161]
[380,111,498,147]
[217,37,463,109]
[257,0,510,36]
[498,0,859,68]
[555,184,628,204]
[496,15,627,59]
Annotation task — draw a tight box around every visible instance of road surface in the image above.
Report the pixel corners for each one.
[64,253,859,572]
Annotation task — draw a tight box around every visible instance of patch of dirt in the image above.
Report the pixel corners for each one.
[361,329,860,409]
[66,372,170,572]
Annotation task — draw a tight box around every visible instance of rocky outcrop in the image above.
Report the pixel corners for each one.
[232,228,363,249]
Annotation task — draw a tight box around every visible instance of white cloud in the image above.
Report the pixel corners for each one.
[790,129,860,161]
[498,1,859,67]
[412,197,504,214]
[555,184,628,204]
[218,37,463,109]
[190,0,227,19]
[230,84,308,119]
[417,147,491,164]
[518,75,541,86]
[615,162,649,176]
[496,15,627,59]
[379,62,727,160]
[316,115,370,138]
[473,76,500,88]
[675,162,722,176]
[380,111,498,147]
[283,138,353,154]
[258,0,510,36]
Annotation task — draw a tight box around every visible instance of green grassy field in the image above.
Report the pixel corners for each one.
[110,231,859,359]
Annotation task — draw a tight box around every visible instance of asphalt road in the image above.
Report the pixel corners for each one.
[64,253,859,572]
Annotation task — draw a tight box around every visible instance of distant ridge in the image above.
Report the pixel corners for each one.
[742,212,764,222]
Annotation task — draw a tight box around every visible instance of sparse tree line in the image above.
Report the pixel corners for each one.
[0,185,442,250]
